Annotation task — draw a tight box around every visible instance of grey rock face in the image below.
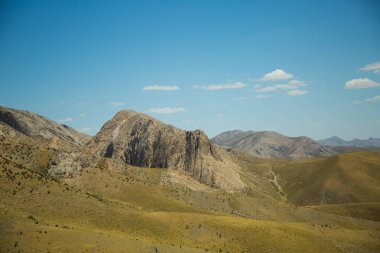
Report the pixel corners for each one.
[212,130,333,159]
[0,106,90,148]
[48,152,82,178]
[85,110,244,191]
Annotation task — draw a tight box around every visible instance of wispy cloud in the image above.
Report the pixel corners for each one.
[148,107,186,114]
[354,95,380,104]
[360,61,380,74]
[143,85,179,91]
[260,69,293,81]
[216,113,224,118]
[287,89,308,96]
[109,102,124,107]
[79,113,86,117]
[345,78,380,89]
[58,117,73,123]
[256,80,306,92]
[194,82,246,90]
[256,95,269,99]
[77,127,92,133]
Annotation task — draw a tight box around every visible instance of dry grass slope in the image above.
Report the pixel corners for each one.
[236,150,380,205]
[1,122,380,252]
[309,203,380,222]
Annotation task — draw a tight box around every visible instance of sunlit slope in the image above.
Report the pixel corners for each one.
[1,164,380,253]
[0,122,55,175]
[235,149,380,207]
[244,151,380,206]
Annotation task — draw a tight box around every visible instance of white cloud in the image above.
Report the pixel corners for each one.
[79,113,86,117]
[194,82,246,90]
[234,96,246,100]
[256,79,306,92]
[288,79,306,86]
[148,107,186,114]
[366,96,380,102]
[256,95,269,99]
[143,85,179,91]
[58,117,73,123]
[354,95,380,104]
[77,127,92,133]
[360,61,380,74]
[216,113,224,118]
[287,89,308,96]
[258,86,277,92]
[260,69,293,81]
[345,78,380,89]
[109,102,124,107]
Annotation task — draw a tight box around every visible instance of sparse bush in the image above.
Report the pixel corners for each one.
[27,215,38,224]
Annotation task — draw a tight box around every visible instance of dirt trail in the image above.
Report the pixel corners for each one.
[268,167,287,201]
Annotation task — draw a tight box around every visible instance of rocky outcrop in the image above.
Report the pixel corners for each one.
[0,106,90,149]
[48,152,82,178]
[212,130,333,159]
[85,110,244,191]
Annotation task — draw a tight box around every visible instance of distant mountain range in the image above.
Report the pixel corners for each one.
[211,130,332,159]
[318,136,380,148]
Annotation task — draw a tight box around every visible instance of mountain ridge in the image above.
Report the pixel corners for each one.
[319,136,380,147]
[212,130,333,159]
[0,106,90,149]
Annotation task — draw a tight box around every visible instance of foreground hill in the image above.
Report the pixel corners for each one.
[0,106,90,149]
[319,136,380,148]
[85,110,244,191]
[212,130,332,159]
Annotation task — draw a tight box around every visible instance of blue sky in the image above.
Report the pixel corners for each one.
[0,0,379,140]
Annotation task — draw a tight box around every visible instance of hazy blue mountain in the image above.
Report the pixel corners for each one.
[318,136,380,148]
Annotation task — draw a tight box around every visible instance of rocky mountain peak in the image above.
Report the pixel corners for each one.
[86,110,245,191]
